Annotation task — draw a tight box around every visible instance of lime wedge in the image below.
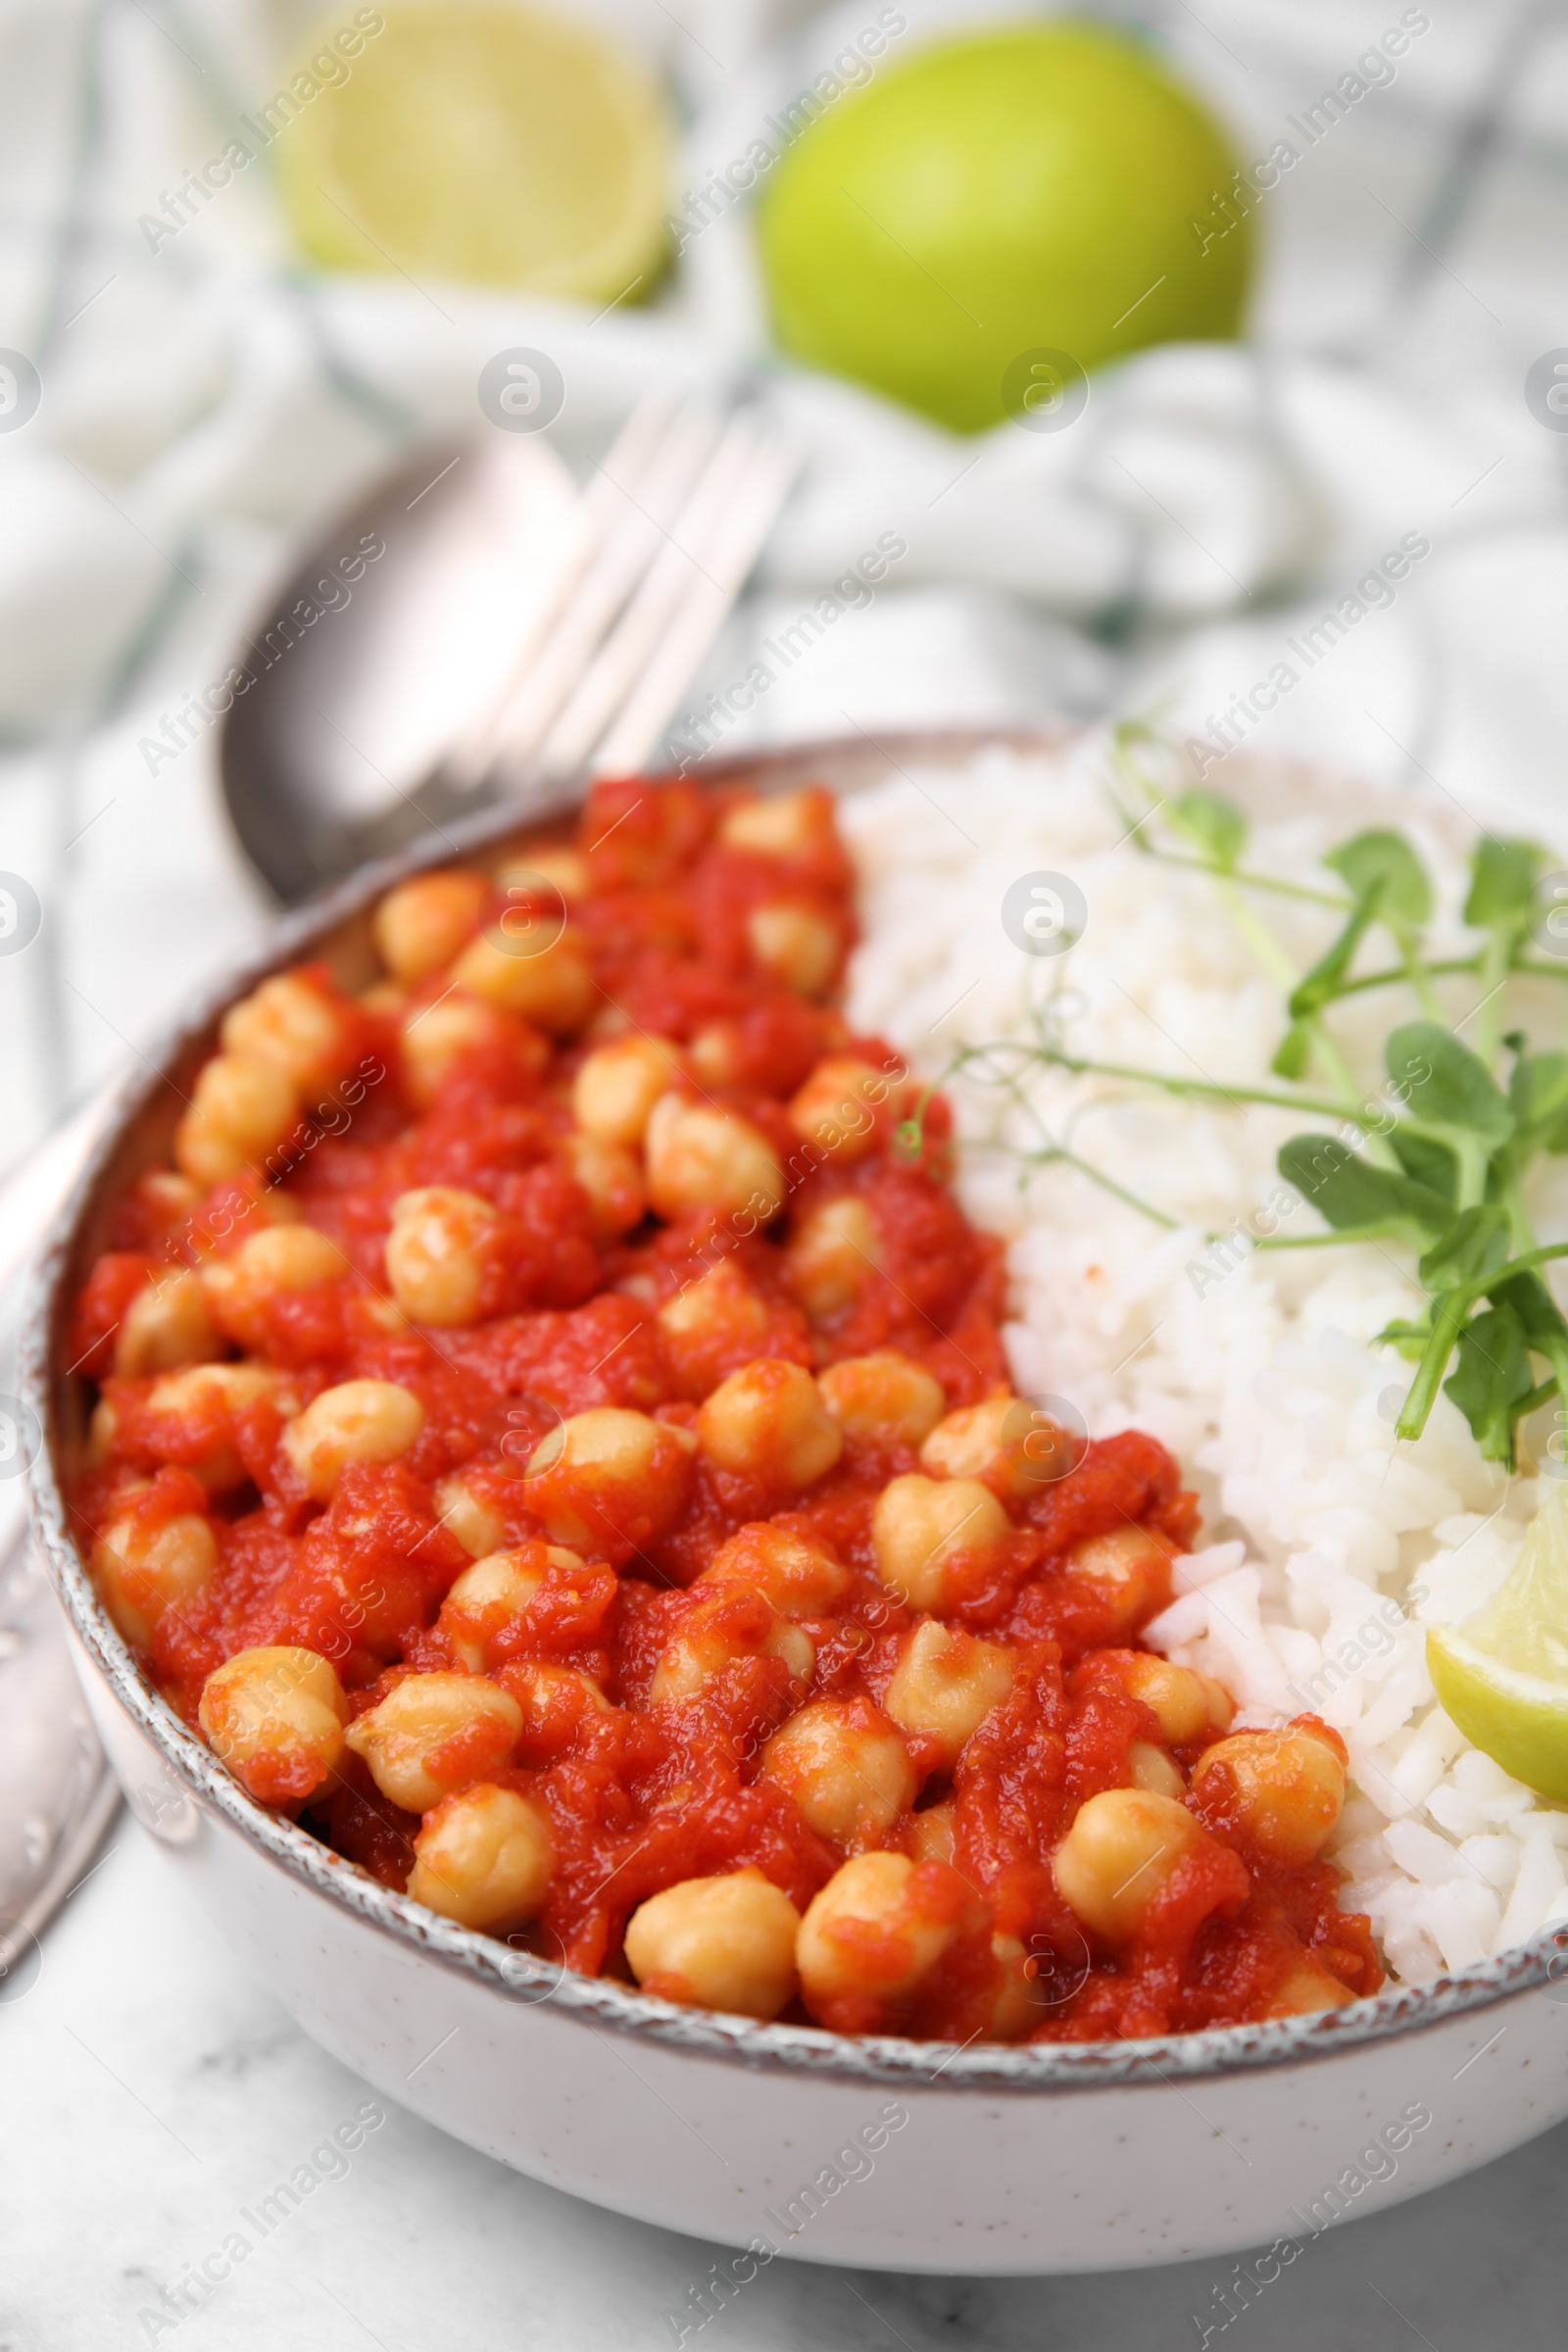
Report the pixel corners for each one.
[274,3,673,301]
[1427,1482,1568,1801]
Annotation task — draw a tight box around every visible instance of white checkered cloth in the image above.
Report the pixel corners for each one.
[1,0,1565,1190]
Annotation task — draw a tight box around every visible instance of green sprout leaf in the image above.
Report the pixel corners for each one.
[1288,901,1381,1020]
[1288,832,1435,1027]
[1277,1136,1451,1236]
[1490,1268,1568,1355]
[1386,1022,1515,1152]
[1325,830,1433,928]
[1509,1052,1568,1152]
[1443,1301,1535,1464]
[1465,837,1543,933]
[1170,790,1248,870]
[1377,1313,1436,1363]
[1035,756,1568,1464]
[1417,1204,1511,1293]
[1388,1130,1457,1200]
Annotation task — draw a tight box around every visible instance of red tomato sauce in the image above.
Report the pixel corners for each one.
[68,777,1382,2042]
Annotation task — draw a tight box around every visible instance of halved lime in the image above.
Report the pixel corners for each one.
[1427,1482,1568,1801]
[274,2,673,301]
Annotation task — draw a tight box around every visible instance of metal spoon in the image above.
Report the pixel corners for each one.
[219,390,797,905]
[219,430,589,904]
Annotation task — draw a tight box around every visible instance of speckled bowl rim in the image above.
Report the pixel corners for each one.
[22,725,1568,2093]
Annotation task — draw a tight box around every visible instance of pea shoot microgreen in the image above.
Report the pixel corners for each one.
[902,727,1568,1471]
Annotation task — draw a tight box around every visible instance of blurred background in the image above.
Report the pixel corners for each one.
[1,0,1566,1190]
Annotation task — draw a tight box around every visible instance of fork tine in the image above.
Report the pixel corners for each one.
[441,383,681,787]
[526,412,774,783]
[477,396,730,781]
[579,435,800,779]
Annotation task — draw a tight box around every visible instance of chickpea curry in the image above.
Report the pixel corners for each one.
[68,778,1382,2042]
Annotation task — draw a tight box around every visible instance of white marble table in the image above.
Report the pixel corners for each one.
[6,1818,1563,2351]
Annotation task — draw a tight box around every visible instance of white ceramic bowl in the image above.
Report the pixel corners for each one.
[24,732,1568,2276]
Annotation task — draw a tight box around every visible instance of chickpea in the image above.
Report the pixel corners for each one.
[883,1620,1014,1771]
[1102,1652,1233,1746]
[748,903,840,998]
[384,1187,499,1327]
[572,1034,683,1150]
[1128,1741,1187,1797]
[582,1001,634,1047]
[870,1474,1011,1611]
[699,1521,851,1617]
[1061,1525,1175,1635]
[93,1509,219,1649]
[1192,1724,1347,1865]
[718,788,829,858]
[687,1021,744,1088]
[200,1225,345,1348]
[220,973,354,1102]
[580,1003,632,1046]
[1265,1959,1356,2019]
[199,1644,349,1805]
[146,1365,278,1416]
[788,1057,895,1161]
[782,1196,879,1322]
[433,1472,507,1559]
[625,1868,802,2020]
[399,994,548,1110]
[920,1396,1009,1482]
[1198,1674,1234,1731]
[657,1260,771,1395]
[523,1407,695,1561]
[436,1542,582,1671]
[135,1169,201,1234]
[372,870,488,983]
[359,981,407,1018]
[115,1268,224,1378]
[144,1362,290,1492]
[406,1783,554,1930]
[796,1852,964,2023]
[643,1097,784,1225]
[817,1352,946,1449]
[87,1396,118,1466]
[281,1379,424,1501]
[501,1660,614,1760]
[174,1054,299,1185]
[449,927,594,1034]
[563,1134,645,1239]
[650,1588,813,1706]
[1053,1788,1211,1945]
[988,1932,1052,2043]
[497,847,589,903]
[909,1799,956,1867]
[188,1181,303,1251]
[696,1359,843,1492]
[760,1697,915,1846]
[920,1394,1080,1500]
[214,1222,343,1296]
[344,1671,522,1813]
[362,1294,410,1336]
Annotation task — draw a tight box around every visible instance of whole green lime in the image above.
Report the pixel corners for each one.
[757,22,1252,433]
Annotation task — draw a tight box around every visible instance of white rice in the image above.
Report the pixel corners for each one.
[839,733,1568,1985]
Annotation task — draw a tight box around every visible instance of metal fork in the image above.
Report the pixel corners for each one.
[447,385,799,794]
[220,384,799,902]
